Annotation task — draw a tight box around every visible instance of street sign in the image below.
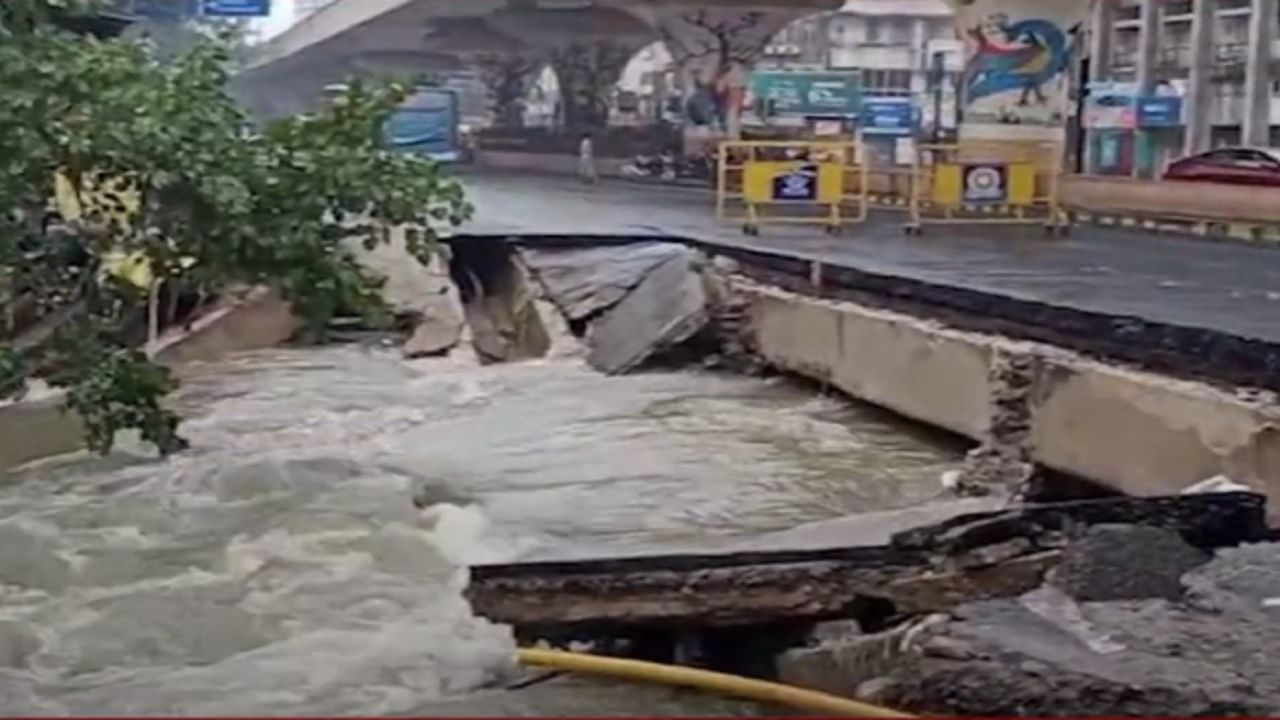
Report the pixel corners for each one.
[961,164,1008,203]
[1136,96,1183,128]
[860,97,914,137]
[751,72,862,117]
[771,165,819,201]
[201,0,270,17]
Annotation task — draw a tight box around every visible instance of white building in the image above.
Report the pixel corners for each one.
[761,0,963,98]
[1088,0,1280,174]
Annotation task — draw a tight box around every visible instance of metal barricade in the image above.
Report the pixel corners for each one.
[904,140,1069,236]
[716,140,869,236]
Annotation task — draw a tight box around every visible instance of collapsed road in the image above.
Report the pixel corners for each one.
[429,225,1280,715]
[466,492,1280,715]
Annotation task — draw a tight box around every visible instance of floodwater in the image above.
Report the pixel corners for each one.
[0,331,964,715]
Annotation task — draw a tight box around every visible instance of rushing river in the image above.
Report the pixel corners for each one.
[0,334,964,715]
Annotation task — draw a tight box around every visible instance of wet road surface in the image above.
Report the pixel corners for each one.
[461,171,1280,343]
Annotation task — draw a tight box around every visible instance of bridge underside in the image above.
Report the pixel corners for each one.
[233,0,1095,142]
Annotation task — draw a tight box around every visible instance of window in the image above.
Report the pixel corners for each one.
[863,69,912,95]
[865,19,882,43]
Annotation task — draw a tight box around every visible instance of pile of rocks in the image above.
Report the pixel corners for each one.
[781,525,1280,716]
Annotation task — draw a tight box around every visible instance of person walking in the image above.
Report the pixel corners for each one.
[578,132,597,185]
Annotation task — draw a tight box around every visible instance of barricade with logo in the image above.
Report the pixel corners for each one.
[716,140,868,236]
[904,140,1068,235]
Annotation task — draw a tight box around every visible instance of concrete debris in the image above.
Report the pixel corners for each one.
[1182,475,1253,495]
[954,349,1040,497]
[1046,524,1210,603]
[784,541,1280,716]
[519,242,709,374]
[519,244,681,322]
[403,315,463,358]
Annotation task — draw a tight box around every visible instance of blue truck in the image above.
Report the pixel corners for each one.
[384,87,463,164]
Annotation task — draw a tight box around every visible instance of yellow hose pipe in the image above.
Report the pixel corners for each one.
[516,647,914,718]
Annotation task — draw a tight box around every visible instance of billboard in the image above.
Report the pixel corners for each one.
[751,72,862,117]
[1084,81,1138,129]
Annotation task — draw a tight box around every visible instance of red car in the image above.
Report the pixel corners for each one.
[1163,146,1280,186]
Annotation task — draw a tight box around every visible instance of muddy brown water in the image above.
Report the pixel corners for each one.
[0,336,964,715]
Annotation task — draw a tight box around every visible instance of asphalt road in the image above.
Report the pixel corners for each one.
[461,171,1280,343]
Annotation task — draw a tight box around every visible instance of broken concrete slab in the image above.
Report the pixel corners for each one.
[148,286,297,365]
[519,242,709,374]
[520,243,685,322]
[584,251,708,374]
[782,543,1280,716]
[403,316,463,358]
[1047,524,1210,602]
[465,493,1268,633]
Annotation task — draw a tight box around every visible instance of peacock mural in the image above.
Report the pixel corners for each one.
[955,0,1084,129]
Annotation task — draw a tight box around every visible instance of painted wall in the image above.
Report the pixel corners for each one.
[956,0,1090,139]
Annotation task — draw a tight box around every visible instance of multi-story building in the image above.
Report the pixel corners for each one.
[1087,0,1280,174]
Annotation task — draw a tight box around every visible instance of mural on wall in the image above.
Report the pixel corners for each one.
[956,0,1089,135]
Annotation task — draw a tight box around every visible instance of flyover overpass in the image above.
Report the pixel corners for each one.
[233,0,1093,142]
[234,0,838,121]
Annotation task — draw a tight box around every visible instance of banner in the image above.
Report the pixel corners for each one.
[1084,81,1138,129]
[956,0,1088,137]
[751,72,862,117]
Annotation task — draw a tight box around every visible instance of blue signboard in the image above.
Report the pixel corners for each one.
[385,89,460,163]
[860,97,914,137]
[1136,96,1183,128]
[201,0,270,17]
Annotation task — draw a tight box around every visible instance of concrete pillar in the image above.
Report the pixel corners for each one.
[1134,0,1161,177]
[1242,0,1276,146]
[1184,0,1218,155]
[954,0,1093,142]
[1085,0,1115,173]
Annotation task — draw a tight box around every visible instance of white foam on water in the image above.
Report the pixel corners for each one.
[0,345,960,714]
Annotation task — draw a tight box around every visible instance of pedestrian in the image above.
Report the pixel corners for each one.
[578,131,597,185]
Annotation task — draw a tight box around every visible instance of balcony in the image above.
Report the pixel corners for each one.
[1213,42,1248,76]
[1112,47,1138,70]
[1158,43,1191,70]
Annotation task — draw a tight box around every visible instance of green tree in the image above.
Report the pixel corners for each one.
[0,0,470,454]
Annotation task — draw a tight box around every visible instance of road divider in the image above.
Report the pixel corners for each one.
[1061,174,1280,244]
[904,139,1068,236]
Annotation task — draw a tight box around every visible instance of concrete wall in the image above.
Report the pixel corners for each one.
[0,393,83,475]
[149,287,297,364]
[475,151,629,178]
[741,280,1280,518]
[1063,174,1280,224]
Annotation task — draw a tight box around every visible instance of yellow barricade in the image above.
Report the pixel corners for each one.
[716,140,868,236]
[904,140,1069,236]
